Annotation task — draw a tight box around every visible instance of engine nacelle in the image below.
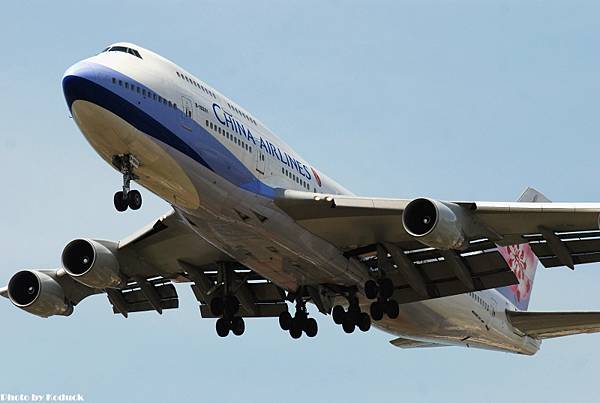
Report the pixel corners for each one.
[402,198,469,250]
[62,239,122,289]
[7,270,73,317]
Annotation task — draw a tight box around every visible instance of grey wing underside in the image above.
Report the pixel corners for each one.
[105,210,288,318]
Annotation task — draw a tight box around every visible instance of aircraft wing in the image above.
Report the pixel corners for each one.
[105,210,288,318]
[507,311,600,339]
[2,210,289,319]
[275,190,600,270]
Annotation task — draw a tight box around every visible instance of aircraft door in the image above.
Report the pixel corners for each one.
[180,96,193,125]
[256,148,266,175]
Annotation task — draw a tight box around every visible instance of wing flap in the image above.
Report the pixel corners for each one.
[108,277,179,315]
[527,231,600,268]
[507,311,600,339]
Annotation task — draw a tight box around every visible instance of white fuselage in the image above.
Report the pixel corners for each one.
[62,43,541,355]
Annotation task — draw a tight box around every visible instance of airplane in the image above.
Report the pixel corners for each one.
[4,42,600,355]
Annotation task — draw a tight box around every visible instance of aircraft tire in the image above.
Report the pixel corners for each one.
[342,317,356,334]
[370,301,384,321]
[365,280,379,300]
[231,316,245,336]
[216,317,230,337]
[127,190,142,210]
[279,311,292,331]
[332,305,345,325]
[305,318,318,337]
[385,299,399,319]
[114,192,128,212]
[358,312,371,332]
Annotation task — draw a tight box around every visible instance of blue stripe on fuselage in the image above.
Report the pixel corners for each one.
[62,63,276,199]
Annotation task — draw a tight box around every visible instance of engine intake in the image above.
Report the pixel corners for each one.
[62,239,122,289]
[7,270,72,317]
[402,198,468,250]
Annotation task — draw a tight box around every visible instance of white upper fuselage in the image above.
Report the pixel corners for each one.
[62,42,540,355]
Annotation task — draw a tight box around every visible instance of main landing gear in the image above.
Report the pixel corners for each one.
[278,294,318,339]
[364,278,399,321]
[112,154,142,212]
[211,295,245,337]
[331,293,371,334]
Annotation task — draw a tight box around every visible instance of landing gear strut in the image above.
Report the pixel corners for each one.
[112,154,142,212]
[278,292,318,339]
[364,278,399,321]
[331,292,371,334]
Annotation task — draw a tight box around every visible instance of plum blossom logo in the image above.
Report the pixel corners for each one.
[498,243,537,302]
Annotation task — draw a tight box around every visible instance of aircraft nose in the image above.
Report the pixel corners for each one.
[62,61,98,111]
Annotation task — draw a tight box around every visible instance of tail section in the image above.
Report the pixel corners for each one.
[496,187,549,310]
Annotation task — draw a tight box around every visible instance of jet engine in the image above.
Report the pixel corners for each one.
[7,270,73,317]
[402,198,470,250]
[61,239,122,289]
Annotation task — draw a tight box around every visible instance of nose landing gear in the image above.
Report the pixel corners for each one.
[112,154,142,212]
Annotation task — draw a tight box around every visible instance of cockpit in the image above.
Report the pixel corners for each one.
[100,45,143,59]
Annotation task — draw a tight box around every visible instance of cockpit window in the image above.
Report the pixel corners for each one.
[103,46,143,59]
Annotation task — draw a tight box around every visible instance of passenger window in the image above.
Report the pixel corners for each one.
[118,80,123,86]
[125,82,129,89]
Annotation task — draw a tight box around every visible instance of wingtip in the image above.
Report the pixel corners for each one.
[0,286,8,299]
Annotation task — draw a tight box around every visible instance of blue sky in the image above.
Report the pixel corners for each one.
[1,1,600,402]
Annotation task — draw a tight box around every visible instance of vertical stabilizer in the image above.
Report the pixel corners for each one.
[496,187,549,310]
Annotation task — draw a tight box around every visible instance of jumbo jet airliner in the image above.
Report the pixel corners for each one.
[4,42,600,354]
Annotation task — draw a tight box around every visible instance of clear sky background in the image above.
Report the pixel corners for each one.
[1,1,600,402]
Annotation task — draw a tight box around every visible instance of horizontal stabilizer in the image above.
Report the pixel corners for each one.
[507,310,600,339]
[389,337,448,349]
[0,287,7,299]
